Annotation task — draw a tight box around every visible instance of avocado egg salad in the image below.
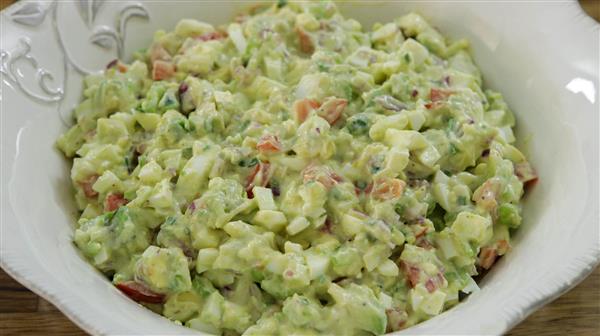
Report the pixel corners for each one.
[56,1,538,334]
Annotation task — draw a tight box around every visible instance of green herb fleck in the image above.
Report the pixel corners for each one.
[176,119,188,131]
[250,269,266,282]
[365,232,377,242]
[394,202,406,217]
[239,120,251,132]
[446,118,458,134]
[182,147,193,159]
[498,203,521,229]
[239,157,259,167]
[192,277,216,298]
[355,180,368,190]
[164,216,177,226]
[112,207,129,225]
[449,143,459,155]
[124,190,137,201]
[138,155,147,167]
[346,115,370,135]
[317,62,330,72]
[344,84,353,100]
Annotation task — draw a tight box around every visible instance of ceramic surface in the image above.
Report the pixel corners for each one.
[1,1,598,335]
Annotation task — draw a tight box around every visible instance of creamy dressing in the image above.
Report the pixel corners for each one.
[57,1,536,335]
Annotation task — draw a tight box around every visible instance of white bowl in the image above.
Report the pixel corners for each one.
[1,1,598,335]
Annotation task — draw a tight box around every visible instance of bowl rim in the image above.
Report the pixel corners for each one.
[1,1,599,335]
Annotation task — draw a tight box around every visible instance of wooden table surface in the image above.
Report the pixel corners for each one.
[1,0,599,335]
[1,267,598,336]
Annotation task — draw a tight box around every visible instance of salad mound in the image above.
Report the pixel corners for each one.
[57,1,537,335]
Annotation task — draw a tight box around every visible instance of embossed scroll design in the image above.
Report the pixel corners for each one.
[1,37,63,103]
[1,0,149,103]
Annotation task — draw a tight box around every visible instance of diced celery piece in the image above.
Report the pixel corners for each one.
[451,212,492,245]
[253,210,287,232]
[253,186,277,211]
[286,216,310,235]
[196,248,219,274]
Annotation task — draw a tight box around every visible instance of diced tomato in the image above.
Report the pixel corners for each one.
[430,88,454,102]
[514,162,538,188]
[426,88,454,109]
[245,162,271,198]
[472,179,501,213]
[478,246,498,270]
[293,99,321,124]
[256,135,282,154]
[196,30,227,41]
[317,97,347,125]
[302,164,343,189]
[424,273,446,293]
[385,308,408,332]
[106,59,127,72]
[424,279,436,293]
[400,261,421,288]
[478,239,511,270]
[363,182,374,194]
[149,43,172,64]
[115,281,165,304]
[496,239,511,255]
[371,178,406,201]
[78,174,99,198]
[152,60,175,81]
[296,28,314,54]
[105,193,128,212]
[413,224,429,239]
[117,63,128,73]
[331,173,344,183]
[319,217,333,234]
[415,236,433,250]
